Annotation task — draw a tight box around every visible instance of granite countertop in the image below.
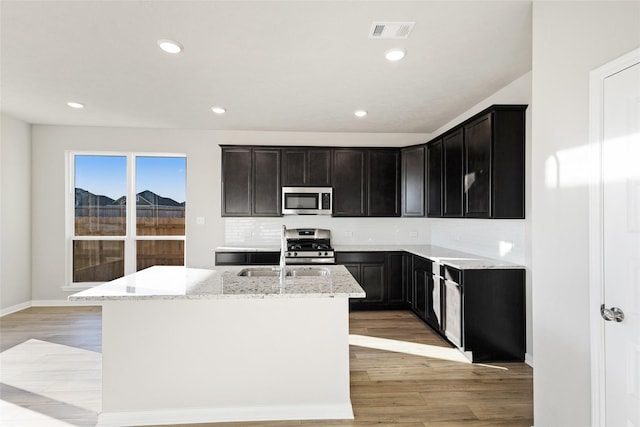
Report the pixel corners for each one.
[215,244,523,270]
[68,265,366,302]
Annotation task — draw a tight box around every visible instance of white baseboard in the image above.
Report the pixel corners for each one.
[0,300,32,317]
[97,404,354,427]
[1,299,101,317]
[525,352,534,368]
[31,299,101,307]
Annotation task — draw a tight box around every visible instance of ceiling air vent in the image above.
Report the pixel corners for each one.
[368,22,415,39]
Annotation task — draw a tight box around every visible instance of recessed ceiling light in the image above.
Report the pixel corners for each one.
[354,110,368,118]
[67,102,84,109]
[211,107,226,114]
[157,39,183,54]
[385,49,406,61]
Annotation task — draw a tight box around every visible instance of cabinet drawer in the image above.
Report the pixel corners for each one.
[336,252,385,264]
[441,265,461,284]
[413,256,433,274]
[248,252,280,265]
[215,252,248,265]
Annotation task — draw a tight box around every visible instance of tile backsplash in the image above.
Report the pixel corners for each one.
[224,216,527,265]
[224,216,431,246]
[429,218,526,264]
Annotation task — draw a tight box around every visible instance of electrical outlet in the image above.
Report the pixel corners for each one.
[196,216,205,225]
[409,231,418,237]
[344,231,353,237]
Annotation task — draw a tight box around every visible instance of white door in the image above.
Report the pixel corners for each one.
[601,59,640,427]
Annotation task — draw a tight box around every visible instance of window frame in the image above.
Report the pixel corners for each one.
[65,151,187,289]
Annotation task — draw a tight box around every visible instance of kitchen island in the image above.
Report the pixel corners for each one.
[69,265,365,427]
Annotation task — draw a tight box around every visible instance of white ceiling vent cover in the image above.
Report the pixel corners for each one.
[369,22,415,39]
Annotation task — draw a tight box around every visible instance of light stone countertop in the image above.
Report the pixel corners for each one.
[68,265,366,302]
[215,244,524,270]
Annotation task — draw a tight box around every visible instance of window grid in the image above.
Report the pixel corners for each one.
[67,152,186,286]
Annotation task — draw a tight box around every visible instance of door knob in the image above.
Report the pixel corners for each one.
[600,304,625,322]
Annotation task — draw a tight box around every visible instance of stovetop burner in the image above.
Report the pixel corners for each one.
[284,228,335,264]
[287,241,332,251]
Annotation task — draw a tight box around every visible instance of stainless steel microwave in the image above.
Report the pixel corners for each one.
[282,187,332,215]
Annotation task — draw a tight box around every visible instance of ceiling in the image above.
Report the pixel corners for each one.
[0,1,532,134]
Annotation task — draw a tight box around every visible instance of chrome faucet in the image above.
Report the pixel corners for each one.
[279,224,287,281]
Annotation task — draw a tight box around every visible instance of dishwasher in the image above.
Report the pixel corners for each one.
[443,272,463,349]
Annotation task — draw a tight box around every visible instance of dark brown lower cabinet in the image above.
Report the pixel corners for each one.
[386,252,405,306]
[460,269,525,362]
[411,255,525,362]
[336,252,385,310]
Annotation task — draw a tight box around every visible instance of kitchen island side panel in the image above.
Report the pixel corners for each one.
[99,298,352,426]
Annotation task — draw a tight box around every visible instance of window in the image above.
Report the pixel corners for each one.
[68,153,186,285]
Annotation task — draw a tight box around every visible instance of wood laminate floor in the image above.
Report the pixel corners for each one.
[0,307,532,427]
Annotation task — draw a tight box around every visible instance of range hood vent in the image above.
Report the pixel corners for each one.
[368,21,415,39]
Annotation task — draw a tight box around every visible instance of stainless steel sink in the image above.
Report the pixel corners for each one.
[287,267,331,277]
[237,268,279,277]
[237,267,331,277]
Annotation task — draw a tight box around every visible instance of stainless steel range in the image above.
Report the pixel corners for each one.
[284,228,335,264]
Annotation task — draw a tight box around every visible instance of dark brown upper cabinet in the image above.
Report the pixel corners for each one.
[220,104,525,219]
[333,149,366,216]
[221,147,252,216]
[282,148,332,187]
[463,106,526,218]
[221,146,281,217]
[367,149,401,217]
[333,149,400,217]
[401,145,425,217]
[443,129,464,217]
[425,104,526,219]
[426,139,442,217]
[464,114,492,217]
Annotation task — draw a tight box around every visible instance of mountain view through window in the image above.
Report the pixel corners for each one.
[72,154,186,282]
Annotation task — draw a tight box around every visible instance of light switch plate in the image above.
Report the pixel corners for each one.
[196,216,205,225]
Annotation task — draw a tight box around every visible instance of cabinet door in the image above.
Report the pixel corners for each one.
[337,252,386,309]
[492,108,526,218]
[412,256,432,320]
[401,146,425,217]
[252,149,281,216]
[282,149,306,186]
[333,149,366,216]
[360,263,385,304]
[282,148,332,187]
[344,263,386,310]
[307,149,332,186]
[386,252,405,306]
[368,150,400,217]
[464,114,492,217]
[443,129,464,217]
[426,140,443,217]
[403,253,414,307]
[221,147,252,216]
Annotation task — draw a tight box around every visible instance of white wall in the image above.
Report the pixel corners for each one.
[30,127,428,302]
[1,113,32,314]
[531,2,640,426]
